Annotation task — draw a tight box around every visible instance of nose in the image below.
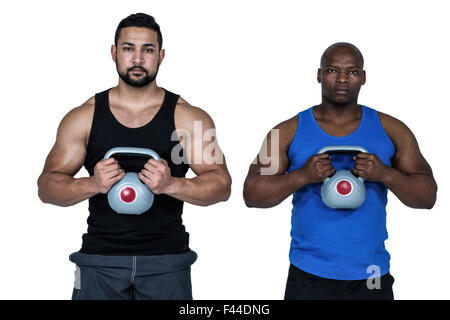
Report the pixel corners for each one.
[132,51,144,64]
[336,71,348,84]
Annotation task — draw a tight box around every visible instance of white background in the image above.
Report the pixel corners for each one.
[0,0,449,300]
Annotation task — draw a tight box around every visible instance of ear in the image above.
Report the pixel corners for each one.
[111,44,117,63]
[361,70,366,85]
[158,49,165,66]
[317,68,322,83]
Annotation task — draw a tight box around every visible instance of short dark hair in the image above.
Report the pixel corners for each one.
[114,13,163,50]
[320,42,364,68]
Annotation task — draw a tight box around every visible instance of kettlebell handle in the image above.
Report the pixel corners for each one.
[104,147,161,161]
[323,175,364,183]
[318,145,367,183]
[317,145,368,155]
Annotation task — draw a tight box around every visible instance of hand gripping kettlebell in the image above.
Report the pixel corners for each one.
[104,147,160,215]
[317,145,368,209]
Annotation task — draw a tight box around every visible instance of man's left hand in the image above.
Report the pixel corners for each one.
[352,153,390,182]
[138,158,174,194]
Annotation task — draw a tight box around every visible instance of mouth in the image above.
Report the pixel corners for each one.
[130,68,145,74]
[333,88,349,95]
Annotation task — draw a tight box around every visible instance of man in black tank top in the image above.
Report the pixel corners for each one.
[37,13,231,300]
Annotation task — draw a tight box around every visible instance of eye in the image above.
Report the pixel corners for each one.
[123,47,132,52]
[144,48,154,53]
[349,70,359,75]
[326,68,336,73]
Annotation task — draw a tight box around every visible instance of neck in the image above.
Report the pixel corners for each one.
[317,97,360,119]
[115,80,162,107]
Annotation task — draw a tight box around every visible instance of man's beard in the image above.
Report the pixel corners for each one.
[117,64,159,87]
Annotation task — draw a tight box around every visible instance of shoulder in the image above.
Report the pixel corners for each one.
[174,96,215,129]
[376,110,415,149]
[255,114,299,157]
[272,114,299,147]
[274,114,298,134]
[62,96,95,123]
[58,96,95,143]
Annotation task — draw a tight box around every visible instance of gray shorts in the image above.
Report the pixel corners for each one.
[69,250,197,300]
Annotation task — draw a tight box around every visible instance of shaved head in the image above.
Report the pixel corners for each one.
[317,42,366,106]
[320,42,364,69]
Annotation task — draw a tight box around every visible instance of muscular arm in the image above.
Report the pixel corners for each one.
[243,116,324,208]
[377,113,437,209]
[37,99,123,206]
[144,101,232,206]
[353,112,437,209]
[37,101,95,206]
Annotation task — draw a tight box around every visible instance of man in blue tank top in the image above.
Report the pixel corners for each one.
[243,42,437,300]
[37,13,232,300]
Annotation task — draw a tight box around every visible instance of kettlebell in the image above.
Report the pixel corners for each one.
[317,145,368,209]
[104,147,160,215]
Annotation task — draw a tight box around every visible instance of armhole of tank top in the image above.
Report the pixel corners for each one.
[171,94,190,172]
[373,108,396,156]
[170,93,182,143]
[85,94,99,152]
[287,111,303,160]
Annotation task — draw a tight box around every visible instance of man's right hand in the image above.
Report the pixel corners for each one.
[300,153,335,184]
[91,158,125,194]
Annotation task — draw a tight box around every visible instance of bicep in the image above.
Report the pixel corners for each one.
[389,120,432,176]
[246,117,297,178]
[175,105,229,177]
[41,109,88,177]
[250,129,290,176]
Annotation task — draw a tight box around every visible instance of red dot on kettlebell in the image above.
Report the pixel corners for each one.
[336,180,352,195]
[120,187,136,203]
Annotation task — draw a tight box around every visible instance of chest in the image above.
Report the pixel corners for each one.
[109,105,162,128]
[315,119,360,137]
[288,108,395,172]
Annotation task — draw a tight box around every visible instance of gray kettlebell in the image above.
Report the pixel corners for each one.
[104,147,160,215]
[317,145,368,209]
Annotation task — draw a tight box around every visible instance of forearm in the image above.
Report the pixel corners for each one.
[244,168,308,208]
[38,172,98,207]
[381,167,437,209]
[165,171,231,206]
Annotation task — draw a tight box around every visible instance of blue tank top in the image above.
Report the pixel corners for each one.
[287,106,395,280]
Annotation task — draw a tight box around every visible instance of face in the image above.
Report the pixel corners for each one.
[112,26,164,87]
[317,46,366,105]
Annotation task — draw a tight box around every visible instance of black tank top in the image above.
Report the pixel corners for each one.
[81,88,190,255]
